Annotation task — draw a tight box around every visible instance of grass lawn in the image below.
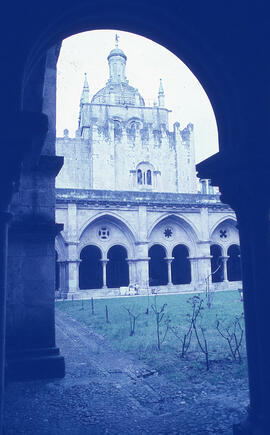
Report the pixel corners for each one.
[56,291,248,387]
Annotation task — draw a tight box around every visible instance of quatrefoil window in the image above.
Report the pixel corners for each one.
[219,229,227,239]
[98,227,110,240]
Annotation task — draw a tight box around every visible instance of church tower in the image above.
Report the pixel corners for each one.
[56,36,198,194]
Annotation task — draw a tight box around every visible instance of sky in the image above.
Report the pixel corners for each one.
[56,30,219,163]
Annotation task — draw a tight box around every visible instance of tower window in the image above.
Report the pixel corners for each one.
[137,169,142,184]
[147,170,152,185]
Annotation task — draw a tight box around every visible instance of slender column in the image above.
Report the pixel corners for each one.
[165,257,173,286]
[101,259,108,289]
[220,256,229,282]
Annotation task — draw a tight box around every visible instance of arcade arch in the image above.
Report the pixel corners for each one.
[79,245,103,290]
[148,244,168,286]
[107,245,129,288]
[171,244,191,285]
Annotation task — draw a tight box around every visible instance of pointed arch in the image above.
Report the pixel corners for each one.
[78,211,138,242]
[209,216,237,238]
[148,213,200,242]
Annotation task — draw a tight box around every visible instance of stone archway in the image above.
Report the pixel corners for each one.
[148,244,168,286]
[172,244,191,285]
[227,244,241,282]
[210,244,224,283]
[107,245,129,288]
[79,245,103,290]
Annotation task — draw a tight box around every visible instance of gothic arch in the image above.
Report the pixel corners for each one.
[209,216,237,239]
[148,213,200,251]
[78,211,138,242]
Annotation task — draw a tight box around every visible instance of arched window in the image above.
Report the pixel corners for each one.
[210,244,224,283]
[147,169,152,185]
[172,245,191,284]
[137,169,142,184]
[136,162,155,187]
[79,245,103,289]
[107,245,129,288]
[227,244,242,281]
[148,245,168,286]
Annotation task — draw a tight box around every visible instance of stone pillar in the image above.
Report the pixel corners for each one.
[0,211,12,435]
[220,256,229,282]
[7,218,65,381]
[135,206,150,290]
[197,152,270,434]
[127,259,135,285]
[66,258,80,295]
[191,241,212,291]
[58,261,67,297]
[135,242,150,290]
[165,257,173,286]
[101,259,108,288]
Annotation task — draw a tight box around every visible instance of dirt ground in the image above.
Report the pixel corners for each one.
[4,309,249,434]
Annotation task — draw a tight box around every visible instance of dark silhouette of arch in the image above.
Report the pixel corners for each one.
[79,245,103,289]
[227,244,242,281]
[210,244,224,283]
[55,250,60,291]
[107,245,129,288]
[172,244,191,284]
[149,245,168,286]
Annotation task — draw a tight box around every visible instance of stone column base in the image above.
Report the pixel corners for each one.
[6,347,65,381]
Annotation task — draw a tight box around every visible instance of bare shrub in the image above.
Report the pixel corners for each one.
[216,313,244,362]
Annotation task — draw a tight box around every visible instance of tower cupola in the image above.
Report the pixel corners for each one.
[107,34,127,84]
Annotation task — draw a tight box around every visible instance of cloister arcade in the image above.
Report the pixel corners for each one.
[55,212,241,296]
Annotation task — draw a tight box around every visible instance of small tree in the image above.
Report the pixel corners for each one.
[205,263,221,308]
[169,314,193,358]
[123,307,141,336]
[151,294,170,350]
[216,313,244,362]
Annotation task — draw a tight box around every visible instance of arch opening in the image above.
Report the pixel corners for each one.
[210,244,224,283]
[227,244,242,282]
[107,245,129,288]
[79,245,103,290]
[172,244,191,284]
[148,244,168,286]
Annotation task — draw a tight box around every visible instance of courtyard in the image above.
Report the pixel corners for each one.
[4,291,249,434]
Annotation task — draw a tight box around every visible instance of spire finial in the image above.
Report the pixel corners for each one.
[159,78,164,95]
[158,78,165,107]
[115,33,119,47]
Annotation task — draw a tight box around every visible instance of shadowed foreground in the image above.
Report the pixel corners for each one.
[4,309,248,434]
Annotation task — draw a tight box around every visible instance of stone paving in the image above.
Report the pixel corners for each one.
[4,309,249,434]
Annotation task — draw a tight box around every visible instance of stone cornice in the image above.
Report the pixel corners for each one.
[55,188,232,211]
